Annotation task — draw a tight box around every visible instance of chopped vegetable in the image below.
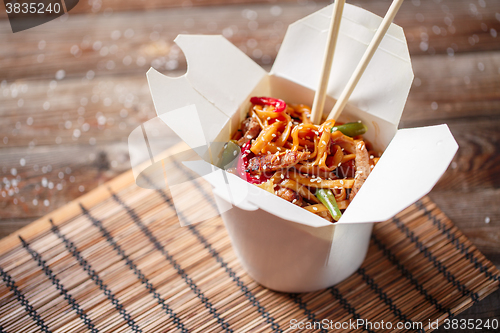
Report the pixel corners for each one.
[219,140,240,169]
[315,189,342,221]
[250,97,287,113]
[331,122,367,137]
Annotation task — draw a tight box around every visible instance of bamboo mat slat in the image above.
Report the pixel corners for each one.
[0,159,498,333]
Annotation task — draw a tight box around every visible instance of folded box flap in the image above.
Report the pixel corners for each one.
[147,69,230,160]
[147,68,220,119]
[272,3,413,125]
[246,188,332,227]
[183,160,332,227]
[175,35,267,118]
[338,124,458,224]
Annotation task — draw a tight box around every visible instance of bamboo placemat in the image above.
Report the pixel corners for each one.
[0,157,498,333]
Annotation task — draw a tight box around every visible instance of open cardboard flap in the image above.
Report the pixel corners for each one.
[272,3,413,126]
[147,35,267,163]
[132,3,458,228]
[174,35,267,117]
[338,124,458,223]
[128,116,183,190]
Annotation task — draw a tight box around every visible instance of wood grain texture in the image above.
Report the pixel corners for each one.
[0,143,129,218]
[429,189,500,260]
[434,119,500,192]
[0,0,299,20]
[1,0,499,80]
[0,74,157,147]
[402,52,500,125]
[1,51,498,148]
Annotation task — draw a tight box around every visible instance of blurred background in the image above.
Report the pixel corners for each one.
[1,0,499,322]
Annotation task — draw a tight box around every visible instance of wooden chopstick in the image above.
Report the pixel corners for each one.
[328,0,405,121]
[310,0,346,125]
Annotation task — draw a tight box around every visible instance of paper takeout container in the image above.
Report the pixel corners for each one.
[133,3,459,292]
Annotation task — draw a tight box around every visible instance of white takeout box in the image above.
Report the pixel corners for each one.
[134,3,458,292]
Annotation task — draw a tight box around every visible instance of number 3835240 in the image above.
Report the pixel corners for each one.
[5,2,62,14]
[442,318,498,330]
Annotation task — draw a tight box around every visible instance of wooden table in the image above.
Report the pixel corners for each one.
[1,0,499,329]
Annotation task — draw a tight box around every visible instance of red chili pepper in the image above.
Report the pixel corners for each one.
[237,141,270,184]
[250,96,286,113]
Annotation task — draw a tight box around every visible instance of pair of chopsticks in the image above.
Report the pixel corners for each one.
[310,0,405,125]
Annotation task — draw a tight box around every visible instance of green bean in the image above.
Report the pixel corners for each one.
[331,122,367,137]
[315,189,342,222]
[218,140,240,169]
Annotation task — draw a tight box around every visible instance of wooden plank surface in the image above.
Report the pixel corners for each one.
[1,0,499,329]
[1,1,500,80]
[1,51,499,146]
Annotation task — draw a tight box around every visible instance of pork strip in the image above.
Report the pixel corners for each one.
[350,141,371,201]
[237,117,261,146]
[275,187,302,206]
[247,151,310,174]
